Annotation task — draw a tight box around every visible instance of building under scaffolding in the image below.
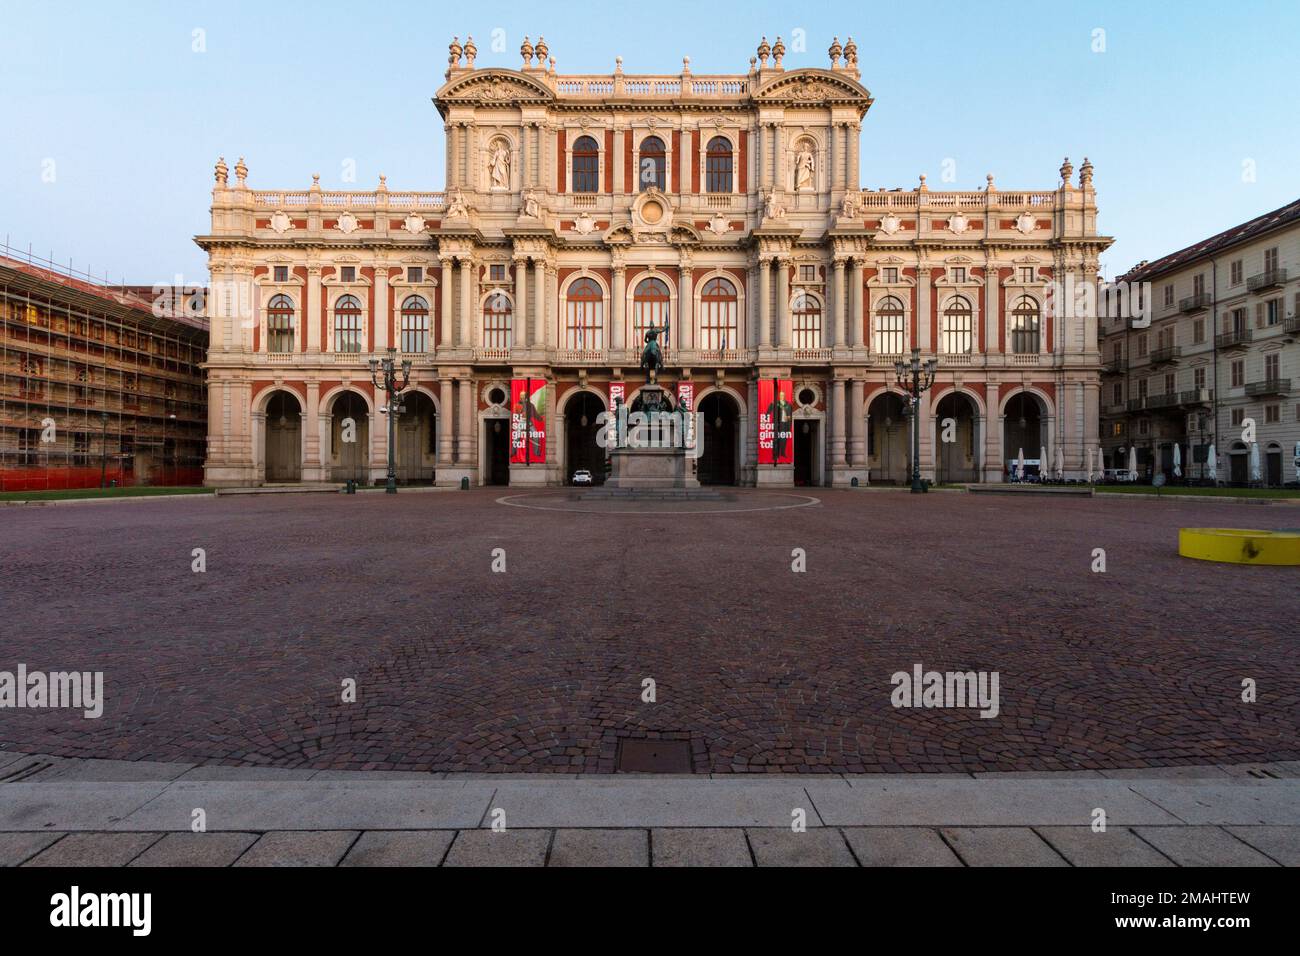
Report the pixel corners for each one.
[0,248,208,491]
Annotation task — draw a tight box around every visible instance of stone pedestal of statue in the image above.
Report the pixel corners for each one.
[603,383,699,489]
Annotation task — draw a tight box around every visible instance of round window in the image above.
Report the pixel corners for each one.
[488,387,507,406]
[798,388,816,407]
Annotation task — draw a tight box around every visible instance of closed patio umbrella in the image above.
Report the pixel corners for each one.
[1015,447,1025,481]
[1040,446,1049,482]
[1206,443,1217,482]
[1055,446,1064,480]
[1249,442,1261,483]
[1085,447,1094,482]
[1095,446,1105,482]
[1127,446,1138,481]
[1173,443,1182,479]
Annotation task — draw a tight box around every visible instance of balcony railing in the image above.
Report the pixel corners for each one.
[1285,314,1300,335]
[1102,359,1125,375]
[1179,292,1212,313]
[1178,388,1213,407]
[1146,392,1180,410]
[1102,403,1126,416]
[1126,397,1146,412]
[1244,378,1291,397]
[1247,268,1287,292]
[792,348,833,363]
[1215,328,1252,349]
[1148,345,1182,365]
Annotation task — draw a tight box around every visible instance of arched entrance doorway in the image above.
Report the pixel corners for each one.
[697,391,739,485]
[1003,392,1045,476]
[868,391,908,484]
[397,392,436,484]
[934,391,980,484]
[329,391,370,483]
[1266,442,1282,487]
[264,391,301,482]
[565,390,606,484]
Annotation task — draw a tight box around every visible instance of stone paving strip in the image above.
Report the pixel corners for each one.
[0,753,1295,866]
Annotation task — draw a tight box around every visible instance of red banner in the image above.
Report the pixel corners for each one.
[510,379,547,464]
[676,381,695,450]
[757,379,794,465]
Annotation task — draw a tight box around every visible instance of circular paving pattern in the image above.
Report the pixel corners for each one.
[496,490,821,515]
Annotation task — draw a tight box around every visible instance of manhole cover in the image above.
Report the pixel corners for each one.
[615,738,693,773]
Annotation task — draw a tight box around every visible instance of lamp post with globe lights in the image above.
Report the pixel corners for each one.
[893,348,938,493]
[368,347,412,494]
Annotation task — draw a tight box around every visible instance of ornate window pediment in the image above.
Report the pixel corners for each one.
[434,69,554,110]
[755,68,872,107]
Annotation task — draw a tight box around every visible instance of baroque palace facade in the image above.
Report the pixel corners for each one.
[197,34,1111,487]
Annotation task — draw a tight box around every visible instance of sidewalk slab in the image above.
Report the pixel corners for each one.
[1224,826,1300,866]
[651,828,751,867]
[114,781,495,831]
[746,828,857,867]
[1131,781,1300,825]
[442,829,550,867]
[340,830,455,867]
[941,827,1068,866]
[1133,826,1279,866]
[841,827,963,867]
[0,783,169,830]
[811,780,1181,826]
[1035,826,1175,867]
[24,832,162,867]
[0,833,64,867]
[178,766,319,782]
[128,832,259,867]
[234,831,358,867]
[486,780,815,829]
[35,759,194,782]
[547,829,648,867]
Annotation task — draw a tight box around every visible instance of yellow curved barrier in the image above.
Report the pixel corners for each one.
[1178,528,1300,566]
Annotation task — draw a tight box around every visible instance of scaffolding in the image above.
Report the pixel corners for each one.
[0,242,209,492]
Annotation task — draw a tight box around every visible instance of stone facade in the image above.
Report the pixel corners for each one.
[196,35,1111,488]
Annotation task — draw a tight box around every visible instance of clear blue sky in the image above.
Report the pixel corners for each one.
[2,0,1296,285]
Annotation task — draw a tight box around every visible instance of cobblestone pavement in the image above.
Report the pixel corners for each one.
[1,489,1296,773]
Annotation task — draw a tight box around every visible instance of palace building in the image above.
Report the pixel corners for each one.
[196,34,1111,488]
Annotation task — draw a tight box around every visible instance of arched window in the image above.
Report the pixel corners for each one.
[482,292,512,349]
[791,292,822,350]
[400,295,429,353]
[706,137,732,193]
[638,136,666,191]
[333,294,362,353]
[699,277,738,351]
[874,296,905,354]
[572,136,599,193]
[941,296,974,354]
[1011,296,1040,354]
[565,277,603,349]
[266,294,295,353]
[632,277,671,349]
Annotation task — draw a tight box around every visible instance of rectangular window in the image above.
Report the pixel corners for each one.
[883,267,898,284]
[1137,378,1148,400]
[1231,408,1245,427]
[1112,382,1122,404]
[339,266,356,283]
[951,267,966,283]
[1265,247,1278,273]
[73,432,90,466]
[1231,360,1244,388]
[1020,266,1035,283]
[19,428,39,465]
[1139,419,1149,436]
[1163,285,1174,307]
[1192,318,1205,343]
[1265,353,1280,380]
[1193,273,1205,297]
[799,265,817,282]
[1230,259,1242,286]
[1136,334,1148,358]
[273,266,289,283]
[490,264,506,281]
[407,267,423,283]
[1266,299,1279,325]
[1265,404,1280,424]
[1164,372,1175,395]
[1194,367,1206,390]
[1111,422,1124,437]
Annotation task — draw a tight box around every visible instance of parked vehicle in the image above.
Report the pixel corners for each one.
[1102,468,1136,483]
[571,469,593,486]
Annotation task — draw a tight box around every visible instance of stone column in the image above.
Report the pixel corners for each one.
[917,267,932,352]
[459,258,473,348]
[758,257,772,348]
[457,377,473,463]
[513,254,529,348]
[777,256,791,349]
[848,378,865,465]
[680,265,694,351]
[533,256,546,349]
[832,257,847,349]
[611,265,626,352]
[306,266,322,352]
[438,378,454,464]
[438,256,454,348]
[830,378,847,467]
[304,380,322,479]
[850,258,865,348]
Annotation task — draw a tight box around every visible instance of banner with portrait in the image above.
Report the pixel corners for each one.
[510,378,547,464]
[757,378,794,465]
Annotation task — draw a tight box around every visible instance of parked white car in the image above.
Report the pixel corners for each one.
[571,469,593,486]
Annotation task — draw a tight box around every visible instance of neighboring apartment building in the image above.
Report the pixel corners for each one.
[0,251,209,491]
[197,34,1110,488]
[1100,199,1300,485]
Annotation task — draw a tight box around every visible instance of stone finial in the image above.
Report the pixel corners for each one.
[535,36,548,61]
[448,36,462,66]
[1059,156,1074,187]
[682,56,691,75]
[986,173,995,191]
[918,173,928,192]
[772,36,785,67]
[377,173,388,192]
[520,36,533,66]
[1080,156,1094,188]
[548,56,555,75]
[843,36,858,69]
[214,156,228,186]
[757,36,771,67]
[463,35,477,67]
[310,173,321,192]
[614,55,623,74]
[828,36,842,68]
[234,156,248,186]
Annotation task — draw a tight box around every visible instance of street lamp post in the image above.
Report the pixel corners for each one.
[893,348,938,494]
[368,347,412,494]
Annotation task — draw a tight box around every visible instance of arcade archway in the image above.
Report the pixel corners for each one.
[868,391,908,484]
[934,391,980,484]
[264,391,302,483]
[697,391,740,485]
